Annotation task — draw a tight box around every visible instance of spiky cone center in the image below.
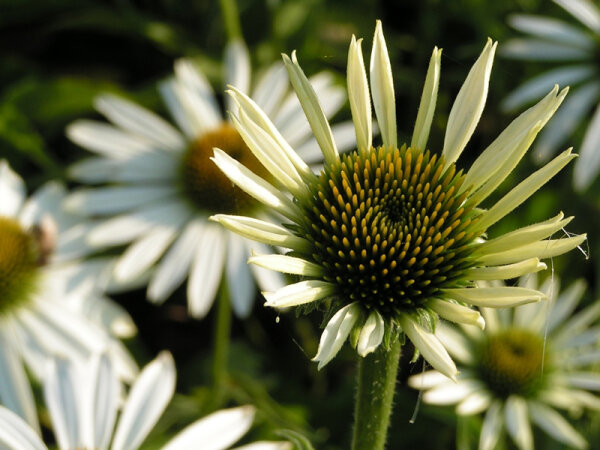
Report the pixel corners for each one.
[0,217,40,315]
[295,145,479,319]
[181,124,268,214]
[478,328,547,398]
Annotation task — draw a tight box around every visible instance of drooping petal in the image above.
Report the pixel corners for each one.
[356,310,385,356]
[464,258,547,280]
[456,390,492,415]
[399,316,457,381]
[422,379,483,405]
[313,303,361,370]
[425,299,485,329]
[555,0,600,33]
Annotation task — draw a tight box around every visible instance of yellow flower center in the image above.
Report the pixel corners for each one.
[479,328,547,397]
[181,124,267,214]
[298,145,478,318]
[0,217,40,315]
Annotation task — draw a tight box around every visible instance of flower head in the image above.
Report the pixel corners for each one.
[502,0,600,191]
[0,161,137,432]
[212,21,585,379]
[408,276,600,449]
[66,40,353,318]
[0,351,291,450]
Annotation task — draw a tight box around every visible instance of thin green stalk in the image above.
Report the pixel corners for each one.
[212,283,232,392]
[219,0,242,41]
[351,339,402,450]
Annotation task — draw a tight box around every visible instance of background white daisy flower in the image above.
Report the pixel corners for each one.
[502,0,600,191]
[408,275,600,450]
[65,39,355,319]
[0,351,291,450]
[213,21,584,379]
[0,160,137,433]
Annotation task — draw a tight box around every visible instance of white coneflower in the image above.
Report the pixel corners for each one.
[502,0,600,191]
[0,351,291,450]
[0,160,137,432]
[409,276,600,450]
[66,40,354,318]
[212,21,584,379]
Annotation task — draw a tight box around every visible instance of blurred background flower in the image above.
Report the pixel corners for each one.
[502,0,600,192]
[409,275,600,449]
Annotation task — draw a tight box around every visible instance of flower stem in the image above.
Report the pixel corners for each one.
[218,0,242,41]
[351,339,401,450]
[212,282,232,394]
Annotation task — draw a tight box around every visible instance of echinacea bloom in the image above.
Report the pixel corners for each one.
[502,0,600,191]
[0,351,291,450]
[212,21,585,379]
[0,161,137,432]
[66,39,354,318]
[408,276,600,450]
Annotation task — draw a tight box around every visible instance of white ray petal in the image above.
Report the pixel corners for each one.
[348,35,372,151]
[477,235,587,266]
[357,310,384,356]
[505,396,532,450]
[148,218,204,304]
[411,47,441,152]
[64,186,177,216]
[423,379,483,405]
[95,94,184,151]
[313,303,361,369]
[443,286,544,307]
[574,104,600,191]
[211,214,310,251]
[479,401,503,450]
[465,258,547,280]
[555,0,600,33]
[0,406,46,450]
[226,234,255,318]
[457,390,492,415]
[187,224,227,318]
[501,38,591,61]
[370,21,396,149]
[425,299,485,329]
[0,160,25,217]
[476,149,576,231]
[248,253,323,277]
[442,39,496,167]
[44,357,81,450]
[252,62,288,118]
[0,327,39,433]
[224,39,251,114]
[82,353,118,450]
[399,316,457,381]
[112,352,175,450]
[66,120,156,158]
[282,52,338,165]
[212,148,299,220]
[529,401,587,449]
[508,14,594,47]
[263,280,336,308]
[407,370,450,390]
